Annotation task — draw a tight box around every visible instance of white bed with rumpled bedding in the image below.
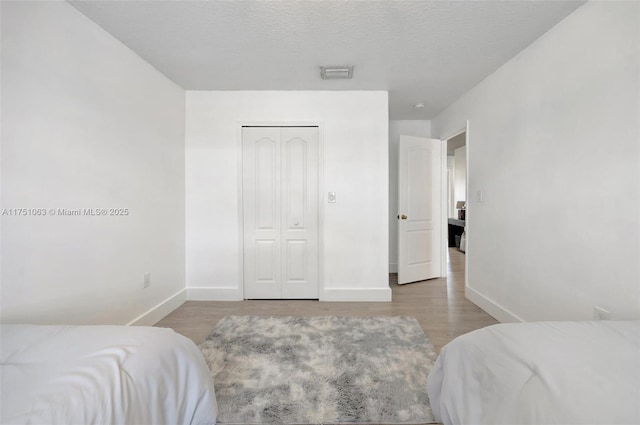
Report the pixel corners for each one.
[427,320,640,425]
[1,324,217,424]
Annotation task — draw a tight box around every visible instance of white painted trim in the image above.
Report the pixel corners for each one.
[236,123,245,300]
[317,124,326,301]
[464,122,470,290]
[187,287,243,301]
[440,139,448,277]
[465,285,523,323]
[320,287,392,302]
[389,262,398,273]
[441,122,470,288]
[127,289,186,326]
[237,122,325,300]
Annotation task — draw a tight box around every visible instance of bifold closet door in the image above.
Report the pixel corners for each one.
[242,127,319,299]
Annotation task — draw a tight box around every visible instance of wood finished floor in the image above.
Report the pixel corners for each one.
[155,248,497,352]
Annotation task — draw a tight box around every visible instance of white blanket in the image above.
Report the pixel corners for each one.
[427,320,640,425]
[1,325,217,424]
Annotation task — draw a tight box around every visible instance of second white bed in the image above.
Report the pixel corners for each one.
[427,320,640,425]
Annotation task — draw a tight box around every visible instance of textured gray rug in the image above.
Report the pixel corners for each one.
[199,316,437,424]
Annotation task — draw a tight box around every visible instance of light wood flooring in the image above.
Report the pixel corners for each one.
[156,248,497,352]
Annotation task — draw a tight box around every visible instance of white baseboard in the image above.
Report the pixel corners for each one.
[187,287,243,301]
[465,285,523,323]
[389,263,398,273]
[321,287,392,302]
[187,287,391,302]
[128,289,186,326]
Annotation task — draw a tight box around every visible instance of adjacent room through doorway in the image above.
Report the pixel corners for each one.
[445,130,467,286]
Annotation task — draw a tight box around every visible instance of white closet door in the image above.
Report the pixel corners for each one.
[243,127,319,299]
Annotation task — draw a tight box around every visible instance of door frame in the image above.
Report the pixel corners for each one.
[441,121,470,287]
[236,122,325,300]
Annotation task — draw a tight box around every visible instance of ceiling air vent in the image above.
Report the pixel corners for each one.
[320,66,353,80]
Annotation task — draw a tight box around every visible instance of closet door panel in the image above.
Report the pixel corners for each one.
[242,127,282,299]
[281,127,319,299]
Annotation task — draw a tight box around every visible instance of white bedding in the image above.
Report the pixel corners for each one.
[427,320,640,425]
[1,325,217,424]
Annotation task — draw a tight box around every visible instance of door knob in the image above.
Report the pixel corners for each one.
[401,214,407,220]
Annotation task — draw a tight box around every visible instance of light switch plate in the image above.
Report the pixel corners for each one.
[328,192,336,203]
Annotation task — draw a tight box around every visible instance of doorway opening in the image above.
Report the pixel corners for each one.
[444,130,467,289]
[446,132,466,250]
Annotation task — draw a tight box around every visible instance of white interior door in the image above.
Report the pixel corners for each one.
[243,127,319,299]
[398,135,442,284]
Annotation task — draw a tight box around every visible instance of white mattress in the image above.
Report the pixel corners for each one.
[1,324,217,424]
[427,320,640,425]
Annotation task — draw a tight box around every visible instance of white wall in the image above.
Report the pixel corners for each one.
[388,120,431,272]
[1,1,186,325]
[186,91,390,301]
[454,146,467,208]
[432,1,639,321]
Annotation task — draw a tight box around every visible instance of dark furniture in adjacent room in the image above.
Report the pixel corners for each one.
[448,218,465,248]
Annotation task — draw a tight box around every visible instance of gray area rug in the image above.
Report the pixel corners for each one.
[199,316,437,424]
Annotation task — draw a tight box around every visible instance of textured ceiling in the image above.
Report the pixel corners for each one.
[69,0,584,119]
